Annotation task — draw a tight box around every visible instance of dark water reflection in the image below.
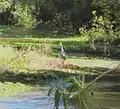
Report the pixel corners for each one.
[0,82,120,109]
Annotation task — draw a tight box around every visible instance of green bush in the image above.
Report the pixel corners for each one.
[0,0,12,12]
[12,3,36,28]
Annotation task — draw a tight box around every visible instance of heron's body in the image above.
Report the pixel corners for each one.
[60,42,66,60]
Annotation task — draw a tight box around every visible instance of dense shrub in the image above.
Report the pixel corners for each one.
[11,3,36,28]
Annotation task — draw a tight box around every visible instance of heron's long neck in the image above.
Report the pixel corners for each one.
[61,44,64,52]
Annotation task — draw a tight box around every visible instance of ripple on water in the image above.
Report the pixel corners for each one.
[0,95,55,109]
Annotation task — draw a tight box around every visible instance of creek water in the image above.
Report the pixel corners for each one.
[0,87,54,109]
[0,81,120,109]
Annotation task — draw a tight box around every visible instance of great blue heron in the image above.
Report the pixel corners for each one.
[59,42,66,60]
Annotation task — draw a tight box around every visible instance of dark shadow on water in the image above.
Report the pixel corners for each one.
[0,69,72,85]
[0,67,120,83]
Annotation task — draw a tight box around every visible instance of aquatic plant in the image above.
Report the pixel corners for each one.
[48,63,120,109]
[48,74,93,109]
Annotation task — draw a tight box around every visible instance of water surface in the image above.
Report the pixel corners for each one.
[0,82,120,109]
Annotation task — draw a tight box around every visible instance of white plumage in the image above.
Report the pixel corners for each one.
[59,42,66,60]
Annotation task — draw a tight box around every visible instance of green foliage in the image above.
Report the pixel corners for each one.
[80,11,114,39]
[79,11,119,55]
[92,0,120,29]
[12,3,36,28]
[0,0,120,32]
[0,0,92,30]
[0,0,13,12]
[48,74,93,109]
